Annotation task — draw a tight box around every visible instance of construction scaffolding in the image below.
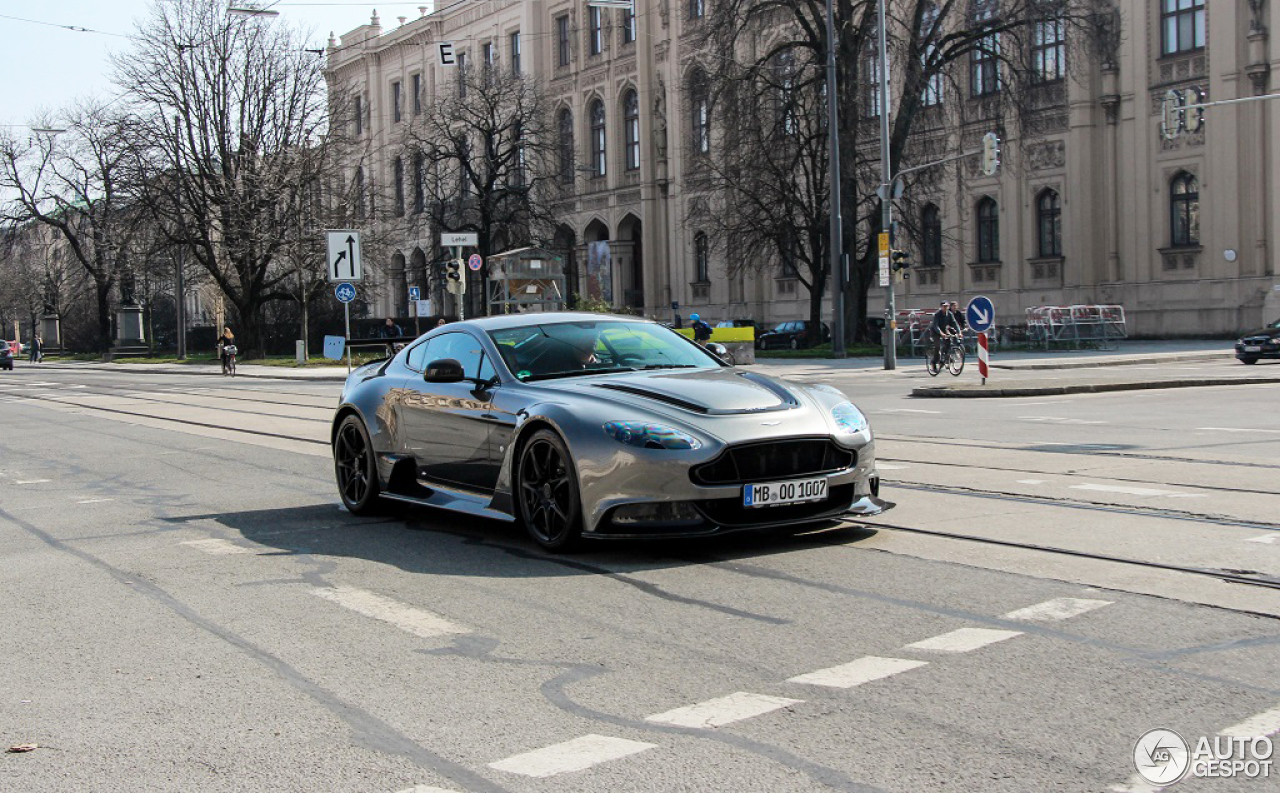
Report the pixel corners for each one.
[485,247,567,315]
[1025,305,1127,350]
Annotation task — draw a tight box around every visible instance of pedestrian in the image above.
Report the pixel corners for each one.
[216,327,237,375]
[690,313,713,346]
[29,334,42,363]
[436,318,447,328]
[379,317,404,338]
[948,301,968,333]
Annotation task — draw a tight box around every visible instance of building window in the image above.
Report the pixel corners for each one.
[775,48,798,135]
[483,41,495,80]
[457,52,467,98]
[413,151,425,214]
[392,81,402,123]
[1031,14,1066,83]
[556,15,571,66]
[865,44,882,118]
[623,89,640,171]
[922,204,942,268]
[589,6,603,56]
[1170,171,1200,247]
[558,108,575,184]
[694,232,710,282]
[976,197,999,263]
[921,3,943,106]
[1162,0,1206,55]
[510,31,521,74]
[354,95,363,135]
[1036,189,1062,257]
[690,71,709,155]
[393,157,405,217]
[689,0,705,20]
[622,6,636,44]
[590,99,607,177]
[412,74,422,115]
[354,167,366,218]
[970,0,1000,97]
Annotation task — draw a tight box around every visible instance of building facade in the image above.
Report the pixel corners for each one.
[327,0,1280,336]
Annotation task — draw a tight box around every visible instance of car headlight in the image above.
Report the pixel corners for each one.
[831,402,868,434]
[603,421,702,450]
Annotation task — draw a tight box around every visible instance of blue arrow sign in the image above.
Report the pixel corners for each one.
[966,295,995,333]
[335,283,357,304]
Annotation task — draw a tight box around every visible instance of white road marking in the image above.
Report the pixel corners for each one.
[879,408,942,414]
[876,463,908,470]
[394,786,460,793]
[1016,479,1046,485]
[76,498,115,504]
[904,628,1022,653]
[489,734,656,778]
[1196,427,1280,434]
[182,538,255,555]
[1221,704,1280,738]
[1070,483,1201,498]
[1245,533,1280,545]
[788,656,928,689]
[13,479,52,485]
[1020,416,1107,424]
[645,692,803,729]
[311,586,469,639]
[1002,598,1112,623]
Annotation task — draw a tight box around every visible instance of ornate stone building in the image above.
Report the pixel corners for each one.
[328,0,1279,335]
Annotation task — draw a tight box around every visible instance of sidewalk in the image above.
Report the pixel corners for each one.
[37,359,350,382]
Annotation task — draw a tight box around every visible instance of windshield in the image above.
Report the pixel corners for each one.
[1271,319,1280,329]
[489,320,723,381]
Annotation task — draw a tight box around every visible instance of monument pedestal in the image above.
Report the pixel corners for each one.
[40,314,61,353]
[112,305,148,358]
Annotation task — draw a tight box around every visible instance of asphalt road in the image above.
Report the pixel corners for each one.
[1,363,1277,792]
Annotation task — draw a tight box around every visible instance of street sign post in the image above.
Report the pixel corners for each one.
[877,232,890,288]
[977,331,990,384]
[326,230,363,282]
[408,286,421,302]
[334,282,357,373]
[467,253,483,271]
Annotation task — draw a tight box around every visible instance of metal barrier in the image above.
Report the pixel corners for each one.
[894,309,984,357]
[1025,305,1127,350]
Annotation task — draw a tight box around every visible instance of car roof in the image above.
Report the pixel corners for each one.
[448,312,655,332]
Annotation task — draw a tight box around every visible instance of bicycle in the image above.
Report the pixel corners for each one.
[220,344,238,377]
[925,332,965,377]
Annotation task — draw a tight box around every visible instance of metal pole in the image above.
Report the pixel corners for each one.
[455,245,465,320]
[175,247,186,360]
[826,0,846,358]
[344,300,352,375]
[878,0,896,370]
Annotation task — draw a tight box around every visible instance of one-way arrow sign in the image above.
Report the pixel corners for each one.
[326,229,363,282]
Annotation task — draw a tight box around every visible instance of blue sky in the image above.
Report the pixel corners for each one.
[0,1,430,130]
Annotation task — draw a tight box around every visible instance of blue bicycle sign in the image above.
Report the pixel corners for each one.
[335,283,357,303]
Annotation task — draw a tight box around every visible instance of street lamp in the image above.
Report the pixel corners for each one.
[30,127,67,135]
[825,0,846,358]
[227,5,280,17]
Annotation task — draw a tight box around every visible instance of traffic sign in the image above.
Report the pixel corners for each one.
[441,232,478,247]
[966,295,995,333]
[878,232,891,288]
[334,283,357,303]
[326,230,362,282]
[408,286,421,302]
[467,253,483,271]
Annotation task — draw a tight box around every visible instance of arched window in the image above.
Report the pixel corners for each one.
[590,99,607,177]
[1170,171,1200,247]
[976,197,999,263]
[623,89,640,171]
[1036,189,1062,257]
[393,157,405,217]
[922,204,942,268]
[558,108,574,184]
[694,232,710,282]
[690,71,710,155]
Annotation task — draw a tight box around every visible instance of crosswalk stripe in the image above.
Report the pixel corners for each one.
[788,656,928,689]
[644,691,803,729]
[904,628,1022,653]
[489,734,656,778]
[311,586,469,639]
[1002,598,1113,622]
[182,538,255,555]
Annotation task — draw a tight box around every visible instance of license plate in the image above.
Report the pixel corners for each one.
[743,477,828,508]
[1244,345,1262,352]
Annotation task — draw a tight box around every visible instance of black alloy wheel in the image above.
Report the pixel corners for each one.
[334,415,381,514]
[789,337,800,350]
[516,429,583,552]
[1240,356,1259,365]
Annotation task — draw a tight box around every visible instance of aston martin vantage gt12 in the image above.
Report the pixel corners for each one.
[332,313,889,551]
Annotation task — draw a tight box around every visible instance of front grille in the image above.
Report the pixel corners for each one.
[691,438,855,486]
[697,484,856,527]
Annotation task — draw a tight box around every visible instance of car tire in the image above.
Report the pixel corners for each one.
[758,338,768,351]
[334,414,383,515]
[790,337,799,351]
[515,429,584,552]
[1240,356,1259,365]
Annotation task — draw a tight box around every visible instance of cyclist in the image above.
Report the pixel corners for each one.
[216,327,237,376]
[926,301,961,362]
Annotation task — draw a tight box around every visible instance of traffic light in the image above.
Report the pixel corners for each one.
[443,259,467,295]
[891,249,911,282]
[980,132,1001,177]
[1184,86,1205,134]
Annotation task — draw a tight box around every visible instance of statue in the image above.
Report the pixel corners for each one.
[653,75,668,159]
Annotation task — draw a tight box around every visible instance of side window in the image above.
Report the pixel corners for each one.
[406,338,436,371]
[431,333,485,379]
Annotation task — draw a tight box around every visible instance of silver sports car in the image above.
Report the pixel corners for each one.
[332,313,889,550]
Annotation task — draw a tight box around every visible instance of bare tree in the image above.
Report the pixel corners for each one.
[116,0,340,357]
[401,63,561,316]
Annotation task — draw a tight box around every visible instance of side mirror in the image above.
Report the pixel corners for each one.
[706,342,730,361]
[423,358,465,383]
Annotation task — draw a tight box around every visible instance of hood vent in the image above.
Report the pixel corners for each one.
[736,372,801,407]
[593,383,709,413]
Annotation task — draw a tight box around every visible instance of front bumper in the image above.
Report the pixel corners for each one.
[1236,340,1280,359]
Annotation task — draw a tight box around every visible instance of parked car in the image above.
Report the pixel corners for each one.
[1235,318,1280,364]
[0,343,13,370]
[716,319,756,329]
[331,313,888,551]
[756,321,830,350]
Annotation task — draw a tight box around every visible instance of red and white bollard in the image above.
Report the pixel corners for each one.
[978,330,990,384]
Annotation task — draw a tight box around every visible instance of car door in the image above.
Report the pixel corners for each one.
[400,332,497,492]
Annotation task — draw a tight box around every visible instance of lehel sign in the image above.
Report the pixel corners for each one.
[441,232,478,247]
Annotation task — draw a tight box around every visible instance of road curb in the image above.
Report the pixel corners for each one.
[912,376,1280,398]
[34,362,348,382]
[988,350,1232,371]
